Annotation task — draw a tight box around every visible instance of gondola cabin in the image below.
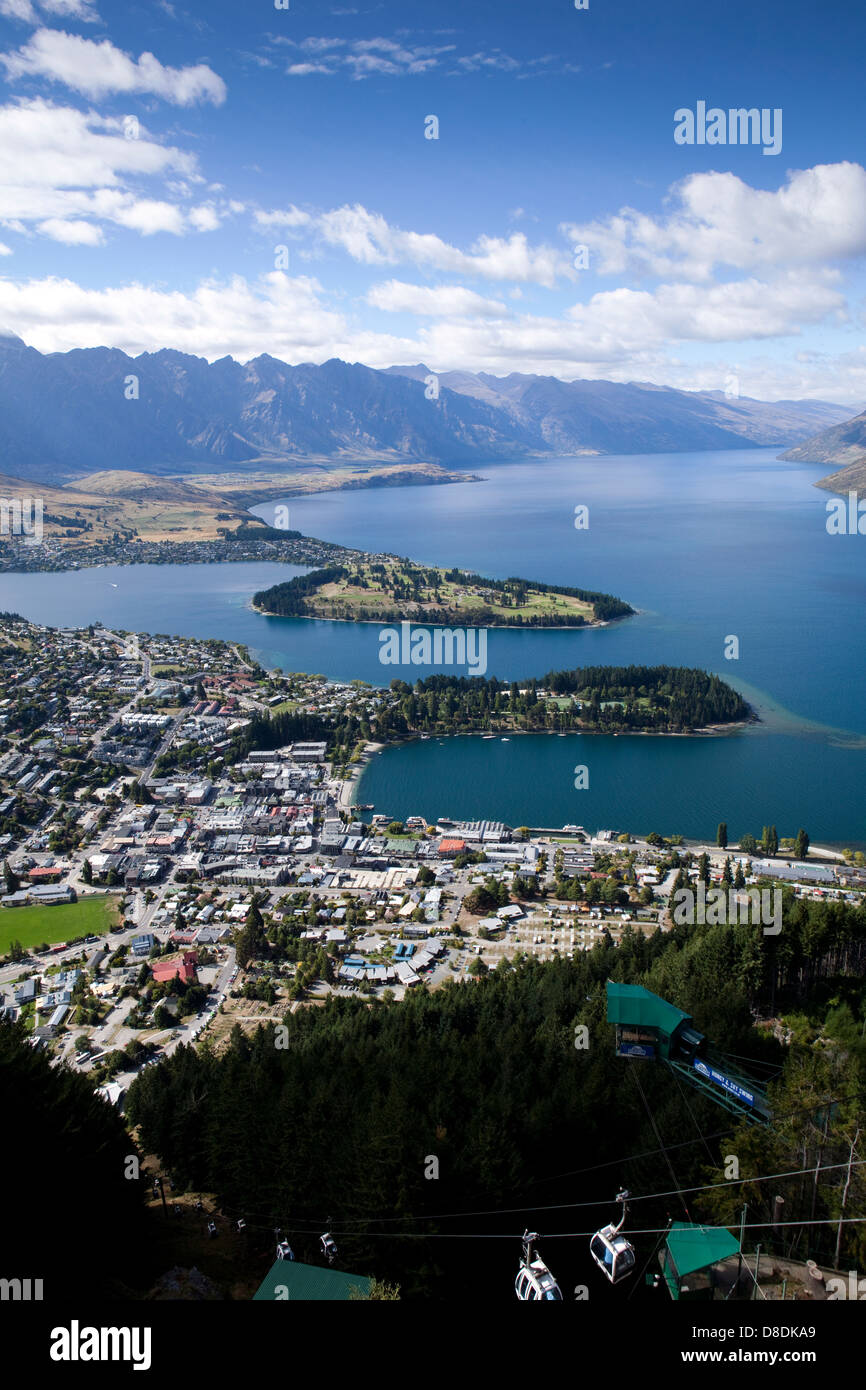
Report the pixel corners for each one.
[589,1226,636,1285]
[515,1231,563,1300]
[515,1260,564,1301]
[589,1190,636,1285]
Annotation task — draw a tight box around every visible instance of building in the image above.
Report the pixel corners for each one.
[151,950,198,986]
[438,838,467,858]
[31,883,75,904]
[131,933,155,957]
[290,742,328,762]
[254,1261,371,1301]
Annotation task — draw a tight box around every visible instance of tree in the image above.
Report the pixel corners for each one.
[698,852,710,884]
[721,857,733,887]
[717,822,728,850]
[3,859,19,894]
[739,834,758,855]
[81,858,93,886]
[734,862,746,890]
[761,825,778,858]
[349,1278,401,1300]
[794,828,810,860]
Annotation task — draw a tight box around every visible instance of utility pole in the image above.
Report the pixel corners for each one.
[810,1106,831,1225]
[736,1203,747,1295]
[834,1128,860,1270]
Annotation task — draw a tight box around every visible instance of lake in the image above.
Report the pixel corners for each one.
[1,447,863,842]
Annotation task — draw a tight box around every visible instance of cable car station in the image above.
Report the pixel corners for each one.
[606,982,771,1124]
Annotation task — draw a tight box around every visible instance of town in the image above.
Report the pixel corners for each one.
[1,612,862,1116]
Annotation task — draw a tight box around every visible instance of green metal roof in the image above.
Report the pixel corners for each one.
[606,982,691,1038]
[665,1223,740,1278]
[254,1261,372,1301]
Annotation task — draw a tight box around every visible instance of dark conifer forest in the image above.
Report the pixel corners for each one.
[117,896,866,1298]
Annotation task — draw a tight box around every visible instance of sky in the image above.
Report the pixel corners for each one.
[0,0,865,404]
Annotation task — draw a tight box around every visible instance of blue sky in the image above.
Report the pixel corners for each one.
[0,0,864,403]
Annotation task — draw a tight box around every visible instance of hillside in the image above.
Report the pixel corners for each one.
[814,459,866,493]
[0,333,852,483]
[778,406,866,490]
[0,470,251,545]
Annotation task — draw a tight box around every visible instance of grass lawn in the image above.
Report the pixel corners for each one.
[0,894,122,954]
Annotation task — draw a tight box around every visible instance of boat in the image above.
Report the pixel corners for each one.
[501,737,510,742]
[482,734,495,740]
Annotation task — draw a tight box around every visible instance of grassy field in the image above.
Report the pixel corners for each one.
[0,470,254,546]
[0,894,121,954]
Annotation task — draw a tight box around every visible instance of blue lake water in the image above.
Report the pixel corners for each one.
[1,448,863,842]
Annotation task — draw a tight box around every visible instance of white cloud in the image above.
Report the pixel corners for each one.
[257,202,569,285]
[0,0,100,19]
[0,0,37,20]
[1,29,226,105]
[0,263,852,396]
[561,162,866,282]
[286,64,334,77]
[0,271,390,361]
[188,203,221,232]
[39,0,100,19]
[367,280,508,318]
[0,99,229,241]
[0,241,12,255]
[36,216,103,244]
[255,207,312,229]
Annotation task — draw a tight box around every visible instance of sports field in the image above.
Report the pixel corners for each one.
[0,895,121,955]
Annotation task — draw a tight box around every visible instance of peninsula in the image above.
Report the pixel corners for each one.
[252,558,635,628]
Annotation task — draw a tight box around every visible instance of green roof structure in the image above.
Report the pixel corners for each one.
[661,1222,741,1300]
[606,982,691,1037]
[254,1261,372,1301]
[665,1222,740,1277]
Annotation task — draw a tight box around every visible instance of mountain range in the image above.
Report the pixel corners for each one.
[0,333,854,485]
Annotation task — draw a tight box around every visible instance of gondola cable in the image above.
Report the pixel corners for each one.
[630,1065,691,1220]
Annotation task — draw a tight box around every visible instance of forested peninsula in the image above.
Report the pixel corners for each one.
[232,667,753,763]
[253,557,635,627]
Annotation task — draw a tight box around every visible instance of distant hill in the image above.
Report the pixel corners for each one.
[814,459,866,493]
[386,364,852,456]
[74,470,233,506]
[779,407,866,491]
[0,334,852,484]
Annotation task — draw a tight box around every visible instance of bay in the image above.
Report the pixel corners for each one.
[0,447,862,841]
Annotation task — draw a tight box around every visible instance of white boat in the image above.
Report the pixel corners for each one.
[501,737,510,742]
